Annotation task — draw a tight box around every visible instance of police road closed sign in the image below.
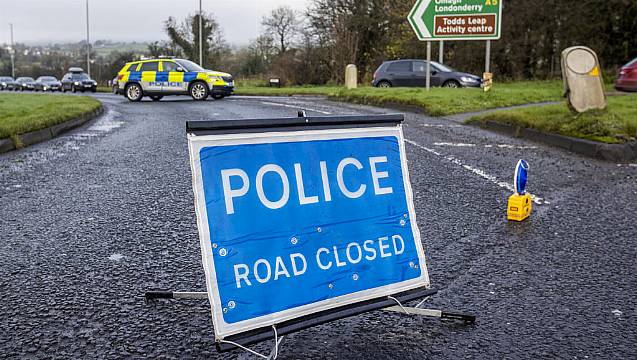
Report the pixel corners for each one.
[408,0,503,41]
[188,125,429,339]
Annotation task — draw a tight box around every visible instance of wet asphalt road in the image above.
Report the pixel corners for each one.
[1,93,636,359]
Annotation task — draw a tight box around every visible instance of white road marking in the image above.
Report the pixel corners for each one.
[434,142,538,149]
[421,124,462,128]
[260,101,332,115]
[405,139,549,205]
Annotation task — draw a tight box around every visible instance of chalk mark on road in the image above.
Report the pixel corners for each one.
[405,139,549,205]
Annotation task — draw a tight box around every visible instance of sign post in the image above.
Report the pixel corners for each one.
[408,0,503,41]
[409,0,503,90]
[426,41,432,90]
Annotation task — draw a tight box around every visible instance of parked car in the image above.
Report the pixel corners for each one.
[372,60,482,88]
[115,58,234,101]
[34,76,62,92]
[15,77,37,91]
[61,68,97,93]
[615,57,637,92]
[0,76,17,90]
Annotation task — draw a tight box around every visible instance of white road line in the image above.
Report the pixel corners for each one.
[260,101,332,115]
[434,142,538,149]
[405,139,549,205]
[421,124,462,128]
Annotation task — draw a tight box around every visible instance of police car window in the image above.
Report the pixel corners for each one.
[127,63,139,72]
[140,62,159,72]
[387,62,411,72]
[162,61,178,72]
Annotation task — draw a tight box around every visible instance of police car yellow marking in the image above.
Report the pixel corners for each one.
[141,71,156,82]
[169,72,184,83]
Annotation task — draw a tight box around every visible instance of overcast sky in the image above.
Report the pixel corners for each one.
[0,0,310,46]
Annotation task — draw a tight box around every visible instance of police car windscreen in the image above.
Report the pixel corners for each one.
[176,59,204,72]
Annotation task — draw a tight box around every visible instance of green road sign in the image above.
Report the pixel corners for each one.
[408,0,503,41]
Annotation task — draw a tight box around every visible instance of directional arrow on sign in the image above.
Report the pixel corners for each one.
[408,0,433,41]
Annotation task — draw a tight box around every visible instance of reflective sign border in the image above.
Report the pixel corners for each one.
[188,122,430,341]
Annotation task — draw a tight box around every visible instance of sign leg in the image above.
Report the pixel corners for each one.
[426,41,431,91]
[439,41,444,64]
[485,40,491,74]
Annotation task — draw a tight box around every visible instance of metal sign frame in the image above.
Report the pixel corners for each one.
[186,114,432,349]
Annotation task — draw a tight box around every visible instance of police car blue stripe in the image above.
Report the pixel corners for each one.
[184,72,198,82]
[156,72,169,82]
[128,72,141,82]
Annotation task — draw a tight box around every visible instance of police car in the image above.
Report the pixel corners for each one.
[115,58,234,102]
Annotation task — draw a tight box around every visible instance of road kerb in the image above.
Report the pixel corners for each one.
[473,120,637,162]
[1,105,104,154]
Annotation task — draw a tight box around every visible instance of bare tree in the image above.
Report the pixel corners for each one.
[262,6,300,55]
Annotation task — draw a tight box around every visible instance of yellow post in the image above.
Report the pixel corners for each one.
[483,72,493,92]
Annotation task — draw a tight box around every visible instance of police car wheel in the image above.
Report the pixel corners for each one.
[190,81,209,101]
[125,83,143,102]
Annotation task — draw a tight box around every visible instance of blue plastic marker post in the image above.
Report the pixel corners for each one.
[514,159,529,195]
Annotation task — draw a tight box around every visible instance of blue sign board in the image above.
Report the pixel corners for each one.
[188,126,429,339]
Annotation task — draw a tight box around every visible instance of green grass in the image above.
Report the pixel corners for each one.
[235,81,563,116]
[467,94,637,144]
[0,93,101,140]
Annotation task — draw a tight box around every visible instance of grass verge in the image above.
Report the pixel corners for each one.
[0,93,101,139]
[235,81,563,116]
[467,94,637,144]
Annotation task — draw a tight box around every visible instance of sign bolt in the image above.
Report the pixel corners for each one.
[219,248,227,257]
[212,243,218,249]
[404,213,408,219]
[317,227,322,233]
[328,283,334,289]
[223,307,228,313]
[409,261,415,268]
[400,219,406,226]
[352,274,359,281]
[228,301,236,309]
[291,236,298,245]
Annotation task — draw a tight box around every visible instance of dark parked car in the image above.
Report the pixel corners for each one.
[0,76,17,90]
[15,77,37,91]
[372,60,482,88]
[61,68,97,93]
[34,76,62,92]
[615,57,637,92]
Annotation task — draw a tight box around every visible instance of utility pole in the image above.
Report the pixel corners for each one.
[199,0,203,67]
[9,23,15,78]
[86,0,90,77]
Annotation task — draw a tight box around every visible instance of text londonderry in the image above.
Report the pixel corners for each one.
[435,0,483,12]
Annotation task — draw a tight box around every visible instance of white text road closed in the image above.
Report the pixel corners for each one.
[188,127,429,339]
